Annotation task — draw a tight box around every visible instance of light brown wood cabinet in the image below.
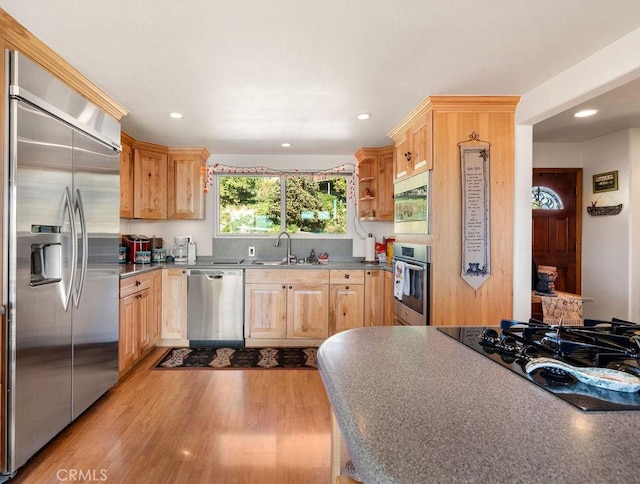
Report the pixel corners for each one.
[245,269,329,346]
[133,141,168,219]
[245,283,288,339]
[384,270,394,326]
[168,147,209,220]
[364,269,386,327]
[330,284,364,334]
[329,270,365,334]
[161,268,188,343]
[121,134,210,220]
[118,270,161,376]
[119,132,134,218]
[148,270,163,345]
[388,96,520,326]
[390,110,433,182]
[354,145,394,221]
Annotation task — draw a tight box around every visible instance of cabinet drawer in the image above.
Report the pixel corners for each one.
[329,270,364,284]
[120,273,153,298]
[245,269,329,285]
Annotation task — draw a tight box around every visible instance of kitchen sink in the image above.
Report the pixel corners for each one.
[251,260,287,266]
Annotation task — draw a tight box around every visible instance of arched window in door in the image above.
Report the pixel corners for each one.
[532,186,564,210]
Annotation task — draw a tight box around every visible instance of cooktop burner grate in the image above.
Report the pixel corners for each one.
[438,318,640,411]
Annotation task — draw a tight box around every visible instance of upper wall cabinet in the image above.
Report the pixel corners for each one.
[389,110,433,182]
[354,145,394,221]
[119,132,135,218]
[133,140,168,219]
[168,147,210,220]
[120,133,210,220]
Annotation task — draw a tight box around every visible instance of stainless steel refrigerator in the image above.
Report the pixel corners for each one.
[3,51,121,476]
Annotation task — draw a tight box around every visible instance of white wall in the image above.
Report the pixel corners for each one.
[533,143,582,168]
[581,131,631,320]
[517,26,640,323]
[533,130,635,321]
[512,125,533,321]
[630,128,640,323]
[120,153,394,256]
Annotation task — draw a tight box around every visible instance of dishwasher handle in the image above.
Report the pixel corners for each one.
[187,269,243,279]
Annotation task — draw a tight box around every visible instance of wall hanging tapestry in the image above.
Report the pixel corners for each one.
[459,132,491,291]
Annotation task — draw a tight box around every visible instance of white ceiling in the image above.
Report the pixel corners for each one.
[2,0,640,153]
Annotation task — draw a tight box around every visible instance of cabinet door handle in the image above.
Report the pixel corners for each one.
[404,151,412,162]
[344,274,350,279]
[282,285,286,289]
[345,286,349,290]
[289,285,293,289]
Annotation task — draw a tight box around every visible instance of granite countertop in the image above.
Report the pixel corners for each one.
[119,259,391,277]
[317,326,640,484]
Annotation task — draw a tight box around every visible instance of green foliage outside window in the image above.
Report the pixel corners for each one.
[218,175,348,235]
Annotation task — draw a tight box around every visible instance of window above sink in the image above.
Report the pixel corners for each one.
[215,173,353,238]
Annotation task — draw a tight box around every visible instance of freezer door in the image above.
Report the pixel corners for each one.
[8,99,74,471]
[70,130,119,419]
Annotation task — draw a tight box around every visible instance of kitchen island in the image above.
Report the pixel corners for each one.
[318,326,640,483]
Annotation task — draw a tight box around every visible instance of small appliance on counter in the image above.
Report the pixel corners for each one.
[150,236,163,251]
[187,237,197,264]
[123,235,150,264]
[171,236,189,264]
[152,248,167,263]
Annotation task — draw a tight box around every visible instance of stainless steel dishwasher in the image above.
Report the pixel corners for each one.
[187,268,244,346]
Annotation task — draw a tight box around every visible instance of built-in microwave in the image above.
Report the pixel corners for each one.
[394,170,430,234]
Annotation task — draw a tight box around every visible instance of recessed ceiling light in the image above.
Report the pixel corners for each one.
[169,112,183,119]
[357,113,371,120]
[574,109,598,118]
[281,142,292,148]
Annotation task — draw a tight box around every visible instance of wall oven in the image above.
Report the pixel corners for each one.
[394,170,429,234]
[392,242,431,326]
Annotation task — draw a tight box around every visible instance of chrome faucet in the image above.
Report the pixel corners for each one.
[274,231,292,264]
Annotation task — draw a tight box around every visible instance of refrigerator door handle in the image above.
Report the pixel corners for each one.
[62,187,78,311]
[72,189,88,308]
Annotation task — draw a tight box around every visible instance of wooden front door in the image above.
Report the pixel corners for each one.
[532,169,582,294]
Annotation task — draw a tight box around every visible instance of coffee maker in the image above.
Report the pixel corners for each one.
[171,236,189,264]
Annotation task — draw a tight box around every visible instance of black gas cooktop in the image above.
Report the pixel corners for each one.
[439,319,640,411]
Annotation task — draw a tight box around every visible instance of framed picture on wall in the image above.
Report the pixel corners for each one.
[593,170,618,193]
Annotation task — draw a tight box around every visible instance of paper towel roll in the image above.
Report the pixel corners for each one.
[365,234,376,262]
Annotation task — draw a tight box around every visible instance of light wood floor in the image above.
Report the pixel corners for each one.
[10,348,333,484]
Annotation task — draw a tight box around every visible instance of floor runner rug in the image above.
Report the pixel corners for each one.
[154,346,318,369]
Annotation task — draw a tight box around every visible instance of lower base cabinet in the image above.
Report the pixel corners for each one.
[160,268,188,344]
[364,269,385,327]
[118,270,161,377]
[330,269,391,334]
[330,270,365,335]
[384,270,394,325]
[245,269,329,346]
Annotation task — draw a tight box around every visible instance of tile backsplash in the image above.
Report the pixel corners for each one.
[212,237,357,262]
